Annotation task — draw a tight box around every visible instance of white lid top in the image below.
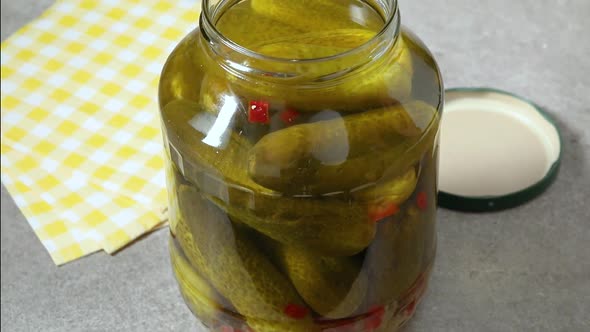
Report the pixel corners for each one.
[438,88,561,211]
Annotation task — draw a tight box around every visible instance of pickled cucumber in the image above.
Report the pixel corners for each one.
[198,76,236,117]
[250,0,383,33]
[353,167,418,222]
[215,3,303,50]
[170,237,222,325]
[159,31,206,106]
[212,0,414,111]
[177,184,318,331]
[246,28,379,78]
[174,205,209,287]
[251,29,377,61]
[249,101,437,194]
[255,29,377,51]
[162,99,376,256]
[353,168,418,205]
[266,241,368,319]
[228,37,413,111]
[364,207,426,307]
[256,43,351,61]
[161,99,271,194]
[211,196,374,257]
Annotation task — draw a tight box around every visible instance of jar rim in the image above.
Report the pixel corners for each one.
[200,0,400,64]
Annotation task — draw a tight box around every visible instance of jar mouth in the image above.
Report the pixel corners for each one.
[200,0,400,65]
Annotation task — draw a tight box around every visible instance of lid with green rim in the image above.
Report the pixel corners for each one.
[438,88,562,212]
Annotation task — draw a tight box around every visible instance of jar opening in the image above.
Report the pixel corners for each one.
[200,0,400,69]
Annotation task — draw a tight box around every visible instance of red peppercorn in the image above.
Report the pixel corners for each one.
[364,305,385,331]
[284,303,309,319]
[219,325,234,332]
[416,191,428,210]
[248,100,270,124]
[364,315,383,331]
[369,203,400,222]
[403,300,417,316]
[280,108,300,125]
[368,305,385,316]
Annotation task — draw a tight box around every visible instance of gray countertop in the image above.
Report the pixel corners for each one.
[1,0,589,331]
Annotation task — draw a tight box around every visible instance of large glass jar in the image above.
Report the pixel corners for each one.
[159,0,442,331]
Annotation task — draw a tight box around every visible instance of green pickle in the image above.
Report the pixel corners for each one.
[353,168,418,205]
[265,240,368,319]
[250,0,383,33]
[228,37,414,112]
[162,99,375,256]
[159,32,206,106]
[215,4,303,50]
[253,29,377,50]
[177,184,318,332]
[215,0,413,111]
[255,43,351,61]
[169,238,222,325]
[210,197,374,257]
[248,102,437,194]
[364,207,427,308]
[251,29,377,61]
[162,0,442,330]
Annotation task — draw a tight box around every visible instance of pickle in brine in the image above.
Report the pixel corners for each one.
[229,37,414,112]
[214,0,410,110]
[216,2,303,50]
[257,29,377,50]
[159,31,209,107]
[162,99,376,256]
[250,0,383,33]
[177,185,318,332]
[173,203,230,308]
[353,167,418,205]
[354,167,419,222]
[161,98,267,193]
[364,207,426,308]
[212,197,375,257]
[266,241,368,319]
[248,101,436,194]
[170,237,223,325]
[256,43,350,61]
[252,29,376,60]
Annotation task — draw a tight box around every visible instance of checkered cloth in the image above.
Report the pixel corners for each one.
[1,0,200,265]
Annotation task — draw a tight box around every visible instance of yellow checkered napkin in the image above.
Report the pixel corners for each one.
[1,0,200,265]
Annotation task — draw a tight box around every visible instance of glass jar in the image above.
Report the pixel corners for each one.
[159,1,442,331]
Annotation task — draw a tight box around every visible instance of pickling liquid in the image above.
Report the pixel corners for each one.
[216,0,384,58]
[160,1,443,331]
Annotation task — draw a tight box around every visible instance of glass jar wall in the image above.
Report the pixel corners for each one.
[159,1,443,331]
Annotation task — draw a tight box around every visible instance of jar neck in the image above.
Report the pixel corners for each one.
[199,0,401,81]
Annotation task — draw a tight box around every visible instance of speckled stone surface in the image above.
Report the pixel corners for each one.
[1,0,589,331]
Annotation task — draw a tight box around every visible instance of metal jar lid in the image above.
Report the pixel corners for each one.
[438,88,562,212]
